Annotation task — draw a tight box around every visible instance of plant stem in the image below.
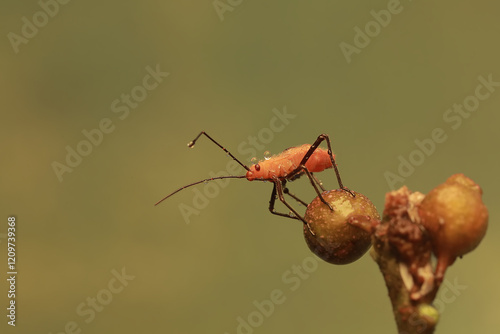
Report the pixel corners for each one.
[351,187,440,333]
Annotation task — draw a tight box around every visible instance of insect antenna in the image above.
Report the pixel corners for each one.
[155,175,247,206]
[188,131,251,172]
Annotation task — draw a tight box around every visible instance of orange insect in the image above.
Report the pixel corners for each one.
[155,132,353,234]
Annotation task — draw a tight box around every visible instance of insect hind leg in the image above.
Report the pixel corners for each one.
[299,134,355,197]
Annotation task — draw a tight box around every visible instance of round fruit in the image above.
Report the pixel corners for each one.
[304,189,380,265]
[418,174,488,280]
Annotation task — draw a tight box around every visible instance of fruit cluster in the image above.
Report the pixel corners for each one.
[303,174,488,280]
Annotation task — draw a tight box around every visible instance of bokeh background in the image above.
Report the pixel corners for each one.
[1,1,499,333]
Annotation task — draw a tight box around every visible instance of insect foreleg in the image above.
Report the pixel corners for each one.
[268,182,300,220]
[275,180,315,235]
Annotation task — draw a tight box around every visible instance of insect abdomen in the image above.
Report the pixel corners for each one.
[305,148,333,173]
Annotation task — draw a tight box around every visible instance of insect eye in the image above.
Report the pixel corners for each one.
[255,164,261,171]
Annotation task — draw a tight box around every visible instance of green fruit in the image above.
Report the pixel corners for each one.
[418,174,488,280]
[304,189,380,265]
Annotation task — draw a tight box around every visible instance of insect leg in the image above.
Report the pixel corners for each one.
[187,131,250,172]
[275,180,315,235]
[298,134,354,197]
[268,181,300,220]
[285,165,334,210]
[311,172,326,191]
[283,187,308,207]
[300,167,334,210]
[281,179,308,206]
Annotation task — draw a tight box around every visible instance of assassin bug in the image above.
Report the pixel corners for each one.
[155,132,353,234]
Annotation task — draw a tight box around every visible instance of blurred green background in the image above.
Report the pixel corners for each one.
[1,1,499,333]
